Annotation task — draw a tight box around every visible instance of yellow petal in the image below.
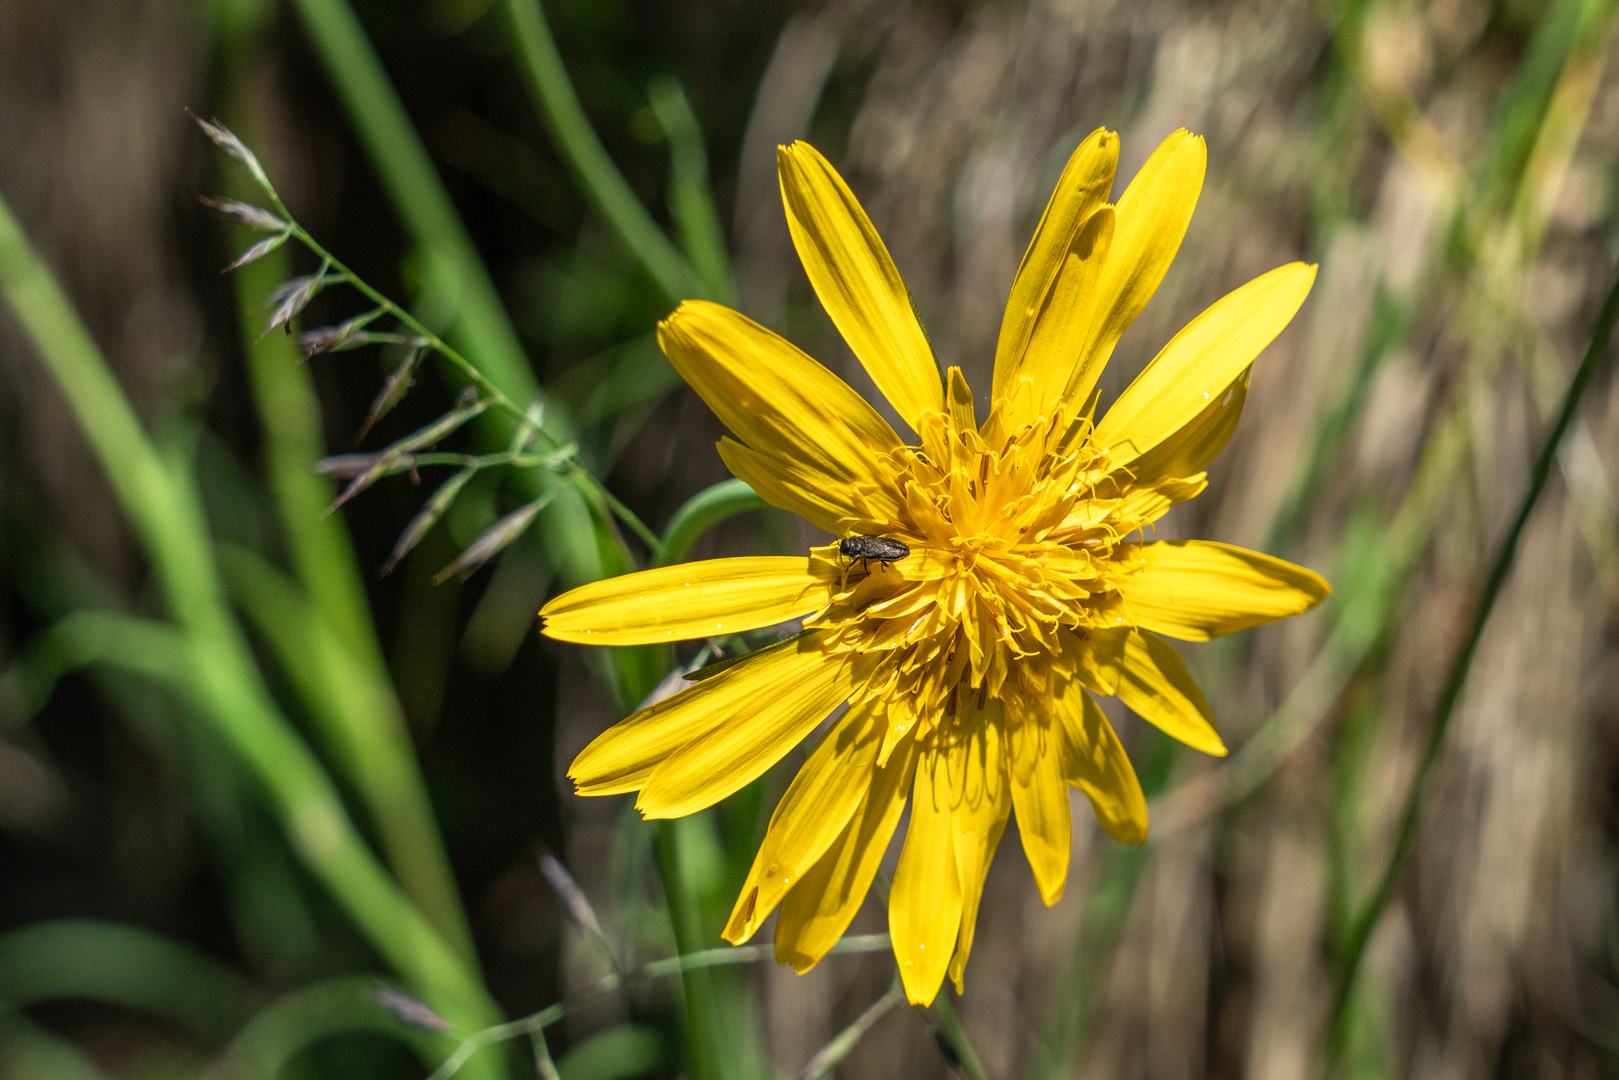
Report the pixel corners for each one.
[1116,630,1226,756]
[1010,723,1071,905]
[778,142,943,430]
[947,721,1011,994]
[945,366,976,434]
[717,439,851,536]
[1016,207,1116,423]
[569,631,836,797]
[773,736,918,971]
[890,746,963,1005]
[659,300,902,489]
[540,558,832,646]
[1110,475,1208,529]
[1094,262,1316,466]
[1074,626,1128,695]
[1057,689,1147,845]
[723,701,881,944]
[636,643,853,818]
[992,127,1119,402]
[1119,541,1331,641]
[1078,129,1207,382]
[1124,370,1248,487]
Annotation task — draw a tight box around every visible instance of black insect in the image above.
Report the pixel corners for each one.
[838,534,911,570]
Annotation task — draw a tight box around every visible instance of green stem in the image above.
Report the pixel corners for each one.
[500,0,705,304]
[0,190,500,1041]
[285,230,542,438]
[654,478,768,567]
[800,977,905,1080]
[655,821,726,1080]
[927,994,991,1080]
[426,934,894,1080]
[1321,254,1619,1065]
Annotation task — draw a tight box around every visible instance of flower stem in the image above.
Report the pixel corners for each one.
[1321,253,1619,1067]
[928,993,992,1080]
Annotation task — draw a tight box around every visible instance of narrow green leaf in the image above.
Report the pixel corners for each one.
[648,76,735,305]
[655,478,769,567]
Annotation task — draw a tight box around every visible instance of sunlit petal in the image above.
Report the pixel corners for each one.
[778,142,943,430]
[1120,541,1331,641]
[659,299,903,486]
[773,737,918,971]
[1094,262,1316,466]
[1058,688,1147,845]
[1116,630,1226,756]
[993,127,1119,403]
[568,632,839,796]
[724,701,881,944]
[541,557,834,645]
[890,745,964,1005]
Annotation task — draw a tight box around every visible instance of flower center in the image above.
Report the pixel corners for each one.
[806,391,1148,752]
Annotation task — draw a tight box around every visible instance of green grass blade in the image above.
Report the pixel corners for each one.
[501,0,706,304]
[648,76,736,305]
[0,189,505,1057]
[0,920,254,1042]
[218,543,479,964]
[1477,0,1595,213]
[1322,253,1619,1066]
[220,975,447,1079]
[0,1014,116,1080]
[284,0,609,630]
[284,0,536,406]
[211,30,479,964]
[1,611,191,720]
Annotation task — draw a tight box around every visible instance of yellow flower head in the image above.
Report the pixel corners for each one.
[541,128,1329,1005]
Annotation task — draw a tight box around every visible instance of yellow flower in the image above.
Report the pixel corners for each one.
[540,128,1328,1005]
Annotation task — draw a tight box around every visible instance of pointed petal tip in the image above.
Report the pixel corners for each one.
[722,888,759,945]
[633,793,678,820]
[900,967,944,1006]
[776,945,819,975]
[1108,818,1149,847]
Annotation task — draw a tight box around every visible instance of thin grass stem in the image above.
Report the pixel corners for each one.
[927,993,992,1080]
[799,977,905,1080]
[212,43,481,963]
[424,934,893,1080]
[1320,255,1619,1068]
[256,212,659,556]
[500,0,705,304]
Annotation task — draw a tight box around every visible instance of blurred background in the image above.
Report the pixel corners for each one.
[2,0,1619,1077]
